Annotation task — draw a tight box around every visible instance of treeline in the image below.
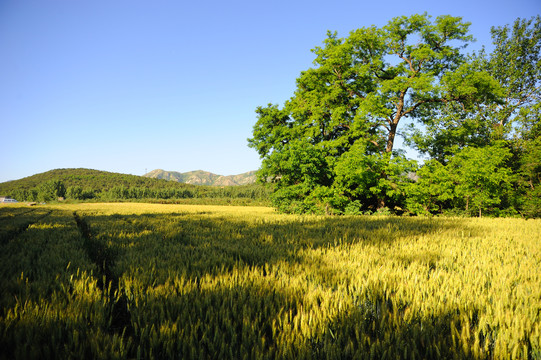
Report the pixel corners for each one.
[9,181,271,204]
[249,15,541,218]
[1,169,272,204]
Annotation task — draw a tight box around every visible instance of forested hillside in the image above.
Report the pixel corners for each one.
[0,168,175,191]
[0,168,271,204]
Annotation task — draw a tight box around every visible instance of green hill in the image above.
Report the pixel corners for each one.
[0,168,189,193]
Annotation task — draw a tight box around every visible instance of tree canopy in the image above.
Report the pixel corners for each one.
[248,14,541,217]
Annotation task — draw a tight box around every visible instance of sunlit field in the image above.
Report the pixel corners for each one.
[1,203,539,359]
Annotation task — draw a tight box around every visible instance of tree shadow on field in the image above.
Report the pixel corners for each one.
[0,265,504,360]
[75,212,481,283]
[121,276,494,359]
[302,288,492,359]
[0,208,501,359]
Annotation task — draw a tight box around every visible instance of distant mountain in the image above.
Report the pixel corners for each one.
[144,169,257,186]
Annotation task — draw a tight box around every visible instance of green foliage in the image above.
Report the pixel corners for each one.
[66,186,95,200]
[406,143,512,217]
[249,14,503,213]
[66,186,83,200]
[517,136,541,217]
[406,16,540,217]
[248,15,540,217]
[405,159,454,215]
[37,180,66,202]
[487,16,541,134]
[449,143,512,217]
[334,143,417,212]
[0,168,169,192]
[261,140,331,188]
[408,16,540,160]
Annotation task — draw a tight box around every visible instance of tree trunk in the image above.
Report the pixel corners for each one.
[386,122,398,154]
[377,197,385,210]
[378,96,403,210]
[377,121,400,210]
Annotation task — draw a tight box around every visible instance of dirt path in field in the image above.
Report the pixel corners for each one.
[73,212,134,336]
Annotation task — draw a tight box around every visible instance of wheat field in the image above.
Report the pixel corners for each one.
[0,203,539,359]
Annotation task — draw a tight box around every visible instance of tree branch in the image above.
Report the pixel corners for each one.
[399,54,416,74]
[402,98,441,117]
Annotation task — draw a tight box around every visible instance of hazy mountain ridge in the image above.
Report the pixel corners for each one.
[144,169,257,186]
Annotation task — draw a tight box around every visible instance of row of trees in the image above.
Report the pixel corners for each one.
[10,181,271,203]
[249,14,540,217]
[11,180,70,203]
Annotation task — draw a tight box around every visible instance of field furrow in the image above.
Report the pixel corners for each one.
[0,208,52,244]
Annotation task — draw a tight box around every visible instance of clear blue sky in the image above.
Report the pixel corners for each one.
[1,0,539,182]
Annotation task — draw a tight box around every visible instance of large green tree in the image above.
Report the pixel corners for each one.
[249,14,501,213]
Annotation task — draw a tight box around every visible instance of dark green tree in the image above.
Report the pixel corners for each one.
[518,137,541,217]
[405,143,512,217]
[515,97,541,216]
[66,186,84,200]
[404,159,455,215]
[447,143,512,217]
[37,180,66,202]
